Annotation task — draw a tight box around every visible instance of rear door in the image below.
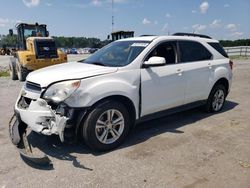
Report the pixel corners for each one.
[178,40,213,104]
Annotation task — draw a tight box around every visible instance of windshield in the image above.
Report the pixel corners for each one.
[24,26,47,38]
[80,41,150,67]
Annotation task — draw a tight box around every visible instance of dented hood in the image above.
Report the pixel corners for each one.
[26,62,118,87]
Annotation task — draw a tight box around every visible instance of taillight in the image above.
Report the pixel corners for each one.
[229,60,233,70]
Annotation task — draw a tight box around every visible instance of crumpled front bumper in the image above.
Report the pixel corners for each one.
[9,112,51,165]
[16,97,68,142]
[11,87,88,165]
[9,86,67,165]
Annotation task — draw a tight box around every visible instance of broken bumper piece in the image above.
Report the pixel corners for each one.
[9,113,51,165]
[16,98,68,142]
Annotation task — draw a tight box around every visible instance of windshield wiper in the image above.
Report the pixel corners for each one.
[77,59,85,63]
[78,60,107,66]
[92,62,106,66]
[83,61,106,66]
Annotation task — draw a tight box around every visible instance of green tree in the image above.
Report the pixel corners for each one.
[0,34,18,48]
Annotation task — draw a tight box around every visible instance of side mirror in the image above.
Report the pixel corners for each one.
[143,56,166,67]
[9,29,13,36]
[107,35,110,40]
[46,31,49,37]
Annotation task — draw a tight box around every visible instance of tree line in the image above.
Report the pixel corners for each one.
[0,34,250,48]
[219,39,250,47]
[52,36,110,48]
[0,34,110,49]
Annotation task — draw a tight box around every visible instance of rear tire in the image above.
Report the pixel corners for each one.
[205,84,226,112]
[16,60,29,82]
[82,100,131,152]
[9,59,18,80]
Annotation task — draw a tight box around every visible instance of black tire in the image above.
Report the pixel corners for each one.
[82,100,131,152]
[9,59,18,80]
[6,49,11,56]
[16,60,29,82]
[205,84,226,112]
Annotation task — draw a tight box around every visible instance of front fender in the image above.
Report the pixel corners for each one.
[65,70,141,118]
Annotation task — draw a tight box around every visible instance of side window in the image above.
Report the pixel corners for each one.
[179,41,212,63]
[208,42,228,58]
[146,41,177,64]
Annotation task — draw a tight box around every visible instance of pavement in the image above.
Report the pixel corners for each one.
[0,57,249,188]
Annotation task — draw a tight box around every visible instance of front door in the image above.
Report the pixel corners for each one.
[140,41,186,117]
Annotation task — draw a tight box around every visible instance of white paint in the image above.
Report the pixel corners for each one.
[14,35,233,140]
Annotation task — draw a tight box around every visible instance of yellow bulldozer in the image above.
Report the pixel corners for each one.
[110,31,134,41]
[9,23,67,81]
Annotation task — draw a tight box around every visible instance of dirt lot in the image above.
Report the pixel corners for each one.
[0,57,249,188]
[0,54,89,72]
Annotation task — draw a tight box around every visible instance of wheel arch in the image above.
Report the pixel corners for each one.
[212,77,229,95]
[205,78,229,112]
[90,95,136,126]
[75,95,137,137]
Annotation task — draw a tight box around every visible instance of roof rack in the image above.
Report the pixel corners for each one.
[140,35,156,37]
[172,32,211,39]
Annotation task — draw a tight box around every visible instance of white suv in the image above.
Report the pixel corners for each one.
[10,33,233,153]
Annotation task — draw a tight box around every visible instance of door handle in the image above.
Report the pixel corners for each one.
[176,69,182,76]
[208,63,212,69]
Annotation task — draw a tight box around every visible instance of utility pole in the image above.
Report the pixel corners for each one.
[112,0,114,32]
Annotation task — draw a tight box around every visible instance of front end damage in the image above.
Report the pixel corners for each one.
[17,98,69,142]
[9,113,51,165]
[9,89,86,165]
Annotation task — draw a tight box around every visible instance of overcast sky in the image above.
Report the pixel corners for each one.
[0,0,249,40]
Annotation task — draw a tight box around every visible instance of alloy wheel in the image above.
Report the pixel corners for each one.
[95,109,125,144]
[212,89,225,111]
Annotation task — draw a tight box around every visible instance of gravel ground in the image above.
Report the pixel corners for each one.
[0,57,249,188]
[0,54,89,72]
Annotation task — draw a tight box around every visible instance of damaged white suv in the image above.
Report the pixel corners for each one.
[10,33,233,156]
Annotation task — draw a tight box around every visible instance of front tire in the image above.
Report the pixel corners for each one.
[16,60,29,82]
[9,59,18,80]
[205,84,226,112]
[82,100,131,151]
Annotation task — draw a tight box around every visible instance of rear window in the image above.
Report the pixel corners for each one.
[179,41,212,63]
[208,42,228,58]
[35,40,58,59]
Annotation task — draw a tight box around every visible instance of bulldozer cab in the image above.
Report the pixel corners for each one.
[111,31,134,41]
[15,23,48,50]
